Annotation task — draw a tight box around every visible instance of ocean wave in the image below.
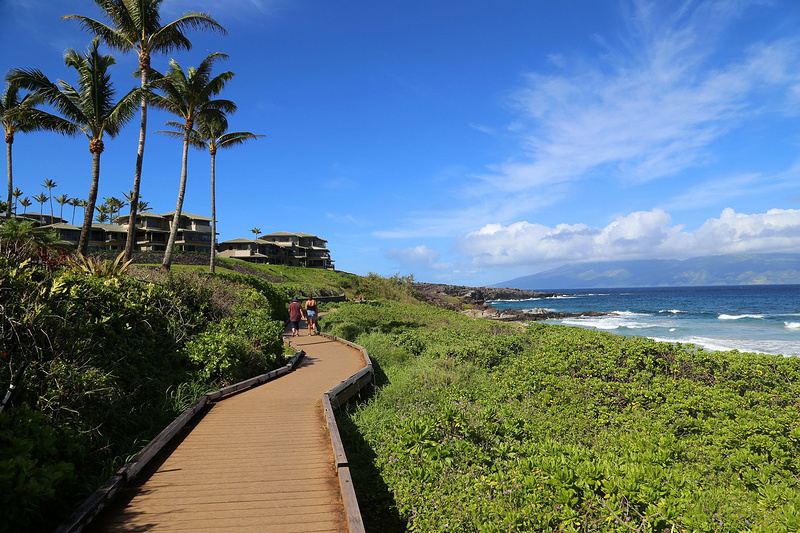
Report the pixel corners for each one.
[660,309,685,314]
[612,311,652,318]
[718,314,765,320]
[486,297,540,304]
[786,322,800,329]
[559,314,659,331]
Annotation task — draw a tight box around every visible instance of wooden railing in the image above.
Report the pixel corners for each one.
[318,333,375,533]
[53,333,376,533]
[53,349,306,533]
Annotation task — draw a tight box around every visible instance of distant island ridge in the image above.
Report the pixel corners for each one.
[492,253,800,290]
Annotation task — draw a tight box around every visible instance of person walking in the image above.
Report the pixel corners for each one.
[304,294,318,335]
[288,296,304,337]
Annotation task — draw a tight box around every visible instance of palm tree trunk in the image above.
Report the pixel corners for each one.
[210,152,216,274]
[6,139,12,218]
[78,151,101,256]
[124,70,148,261]
[162,132,190,271]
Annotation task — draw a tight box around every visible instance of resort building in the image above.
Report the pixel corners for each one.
[34,211,213,253]
[116,212,213,253]
[218,232,334,269]
[16,213,333,269]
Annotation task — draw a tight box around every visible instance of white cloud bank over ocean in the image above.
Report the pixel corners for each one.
[456,208,800,270]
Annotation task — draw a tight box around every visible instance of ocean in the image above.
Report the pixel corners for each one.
[489,284,800,357]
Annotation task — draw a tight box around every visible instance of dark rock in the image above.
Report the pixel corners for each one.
[412,282,605,322]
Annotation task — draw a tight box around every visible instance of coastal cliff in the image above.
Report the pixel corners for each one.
[412,283,603,322]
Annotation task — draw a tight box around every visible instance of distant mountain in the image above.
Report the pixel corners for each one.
[493,253,800,289]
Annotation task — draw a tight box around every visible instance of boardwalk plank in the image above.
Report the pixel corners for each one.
[87,325,366,533]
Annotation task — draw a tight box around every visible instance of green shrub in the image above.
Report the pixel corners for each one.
[328,299,800,532]
[0,255,289,531]
[0,404,75,533]
[183,314,284,383]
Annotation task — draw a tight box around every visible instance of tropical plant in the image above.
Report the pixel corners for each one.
[33,191,47,220]
[103,196,125,223]
[54,194,69,221]
[66,250,133,278]
[1,83,43,218]
[0,218,67,259]
[11,187,22,215]
[42,178,57,218]
[64,0,226,261]
[251,227,261,239]
[68,198,78,224]
[160,115,263,273]
[150,52,235,271]
[76,199,87,224]
[19,196,31,214]
[7,38,141,255]
[95,203,110,223]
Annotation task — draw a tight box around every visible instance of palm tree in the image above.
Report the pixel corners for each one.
[68,197,79,224]
[76,199,88,224]
[33,192,47,220]
[0,218,67,259]
[1,83,43,218]
[19,196,31,214]
[150,53,235,271]
[64,1,226,261]
[122,188,135,206]
[42,178,57,218]
[103,196,125,223]
[11,187,22,215]
[160,114,263,273]
[7,38,141,255]
[251,227,261,239]
[55,194,69,221]
[95,203,110,223]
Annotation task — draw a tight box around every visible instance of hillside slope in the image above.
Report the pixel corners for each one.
[494,253,800,289]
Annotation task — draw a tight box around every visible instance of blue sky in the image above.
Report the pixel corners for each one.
[3,0,800,286]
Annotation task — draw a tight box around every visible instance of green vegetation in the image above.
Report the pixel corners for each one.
[5,248,799,533]
[324,300,800,532]
[0,251,287,532]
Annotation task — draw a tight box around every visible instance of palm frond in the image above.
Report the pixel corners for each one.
[217,131,265,149]
[151,14,227,54]
[62,14,133,52]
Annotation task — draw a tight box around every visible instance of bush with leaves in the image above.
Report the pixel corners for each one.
[326,300,800,533]
[0,255,289,532]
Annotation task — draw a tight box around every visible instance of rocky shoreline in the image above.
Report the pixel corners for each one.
[412,282,605,322]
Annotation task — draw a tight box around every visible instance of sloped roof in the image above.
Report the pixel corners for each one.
[46,222,81,229]
[91,223,127,232]
[219,238,256,245]
[162,211,212,221]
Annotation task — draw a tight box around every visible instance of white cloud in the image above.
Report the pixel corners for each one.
[385,245,441,266]
[373,0,800,247]
[457,208,800,268]
[478,1,800,193]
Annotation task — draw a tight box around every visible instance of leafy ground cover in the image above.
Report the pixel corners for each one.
[0,252,288,532]
[323,300,800,532]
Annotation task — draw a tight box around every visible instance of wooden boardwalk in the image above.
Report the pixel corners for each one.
[87,325,367,532]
